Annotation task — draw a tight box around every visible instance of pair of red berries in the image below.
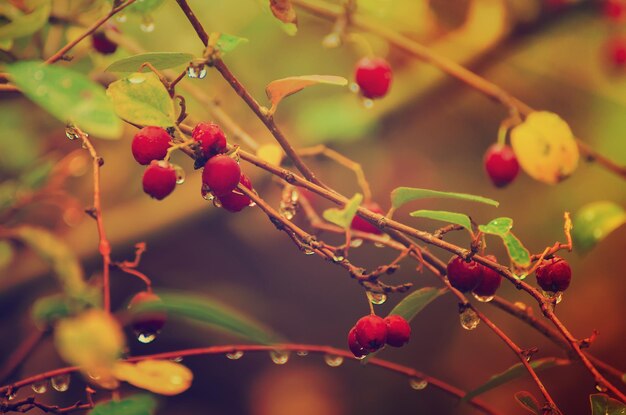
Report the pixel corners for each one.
[354,57,392,99]
[128,291,167,340]
[446,255,502,297]
[535,256,572,293]
[483,143,520,188]
[132,126,179,200]
[347,314,411,358]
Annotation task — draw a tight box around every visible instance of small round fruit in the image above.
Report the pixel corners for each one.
[128,292,166,336]
[535,256,572,292]
[604,0,626,20]
[446,256,483,293]
[348,326,368,358]
[202,155,241,196]
[192,122,227,159]
[142,161,177,200]
[218,173,253,213]
[484,144,520,188]
[91,31,117,55]
[384,315,411,347]
[351,202,384,235]
[354,57,392,99]
[132,126,171,165]
[605,36,626,67]
[355,315,387,352]
[473,255,502,297]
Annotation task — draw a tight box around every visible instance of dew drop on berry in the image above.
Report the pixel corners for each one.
[350,238,363,248]
[471,292,494,303]
[349,82,360,93]
[51,374,70,392]
[201,185,215,201]
[31,381,47,394]
[409,377,428,390]
[140,15,155,32]
[248,200,256,207]
[198,67,207,79]
[173,164,185,184]
[7,390,16,400]
[459,308,480,330]
[226,350,244,360]
[135,331,157,344]
[296,350,309,357]
[171,356,183,362]
[270,350,290,365]
[279,202,296,220]
[187,66,199,79]
[367,291,387,305]
[323,354,344,367]
[542,290,563,304]
[212,198,222,208]
[115,13,127,23]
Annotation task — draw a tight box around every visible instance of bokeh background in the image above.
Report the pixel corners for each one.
[1,0,625,414]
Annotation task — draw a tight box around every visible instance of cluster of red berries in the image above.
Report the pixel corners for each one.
[483,143,520,188]
[446,255,503,298]
[601,0,626,69]
[131,122,254,212]
[128,291,167,340]
[354,57,392,99]
[91,28,118,55]
[347,314,411,358]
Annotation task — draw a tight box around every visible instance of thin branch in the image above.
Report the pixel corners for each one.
[0,329,47,383]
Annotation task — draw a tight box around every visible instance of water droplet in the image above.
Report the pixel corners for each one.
[7,390,17,400]
[140,15,155,32]
[367,291,387,305]
[248,200,256,207]
[279,202,296,220]
[349,82,359,93]
[270,350,290,365]
[36,85,48,96]
[543,290,563,304]
[87,371,101,380]
[136,331,157,343]
[332,255,345,263]
[187,66,199,79]
[171,356,183,362]
[128,74,145,84]
[322,33,341,48]
[323,354,344,367]
[198,67,207,79]
[409,377,428,390]
[31,381,47,394]
[350,238,363,248]
[514,301,528,311]
[33,70,44,81]
[51,374,70,392]
[362,98,374,109]
[296,350,309,357]
[595,383,608,392]
[471,292,494,303]
[303,248,315,255]
[173,164,185,184]
[459,308,480,330]
[65,124,80,140]
[115,13,127,23]
[212,198,222,208]
[226,350,244,360]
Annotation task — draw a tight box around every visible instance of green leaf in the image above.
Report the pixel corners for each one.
[0,240,14,271]
[502,233,531,267]
[88,394,157,415]
[106,52,194,73]
[110,0,165,14]
[514,391,541,415]
[410,210,472,232]
[7,61,122,139]
[31,294,72,326]
[130,292,282,344]
[478,217,513,236]
[266,75,348,115]
[14,226,87,299]
[590,393,626,415]
[107,72,176,128]
[322,193,363,230]
[212,33,249,54]
[572,201,626,253]
[390,187,499,210]
[461,358,567,402]
[0,0,51,41]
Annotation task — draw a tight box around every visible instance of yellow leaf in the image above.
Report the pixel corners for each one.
[256,143,284,166]
[265,75,348,115]
[510,111,579,184]
[113,360,193,396]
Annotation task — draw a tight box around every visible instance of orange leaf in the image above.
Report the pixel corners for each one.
[265,75,348,115]
[270,0,297,25]
[113,360,193,396]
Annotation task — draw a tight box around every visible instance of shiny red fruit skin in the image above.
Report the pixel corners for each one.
[484,144,520,188]
[192,122,227,159]
[351,202,384,235]
[606,36,626,67]
[446,256,483,293]
[91,31,117,55]
[202,155,241,196]
[355,315,387,352]
[128,292,166,335]
[384,315,411,347]
[132,126,171,165]
[142,161,177,200]
[348,326,368,358]
[473,255,502,297]
[604,0,626,20]
[218,173,253,213]
[536,256,572,292]
[354,57,392,99]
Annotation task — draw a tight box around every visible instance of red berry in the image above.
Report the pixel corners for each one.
[472,255,502,297]
[142,161,177,200]
[217,173,253,213]
[484,144,520,188]
[132,126,171,165]
[446,256,483,293]
[128,292,166,338]
[202,155,241,196]
[348,326,368,358]
[603,0,626,20]
[91,31,118,55]
[192,122,227,160]
[351,202,383,235]
[384,315,411,347]
[605,36,626,67]
[354,315,387,352]
[535,256,572,292]
[354,57,392,99]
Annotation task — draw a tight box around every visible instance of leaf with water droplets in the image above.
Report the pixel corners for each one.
[7,61,122,139]
[514,391,541,414]
[409,210,472,232]
[572,201,625,253]
[390,187,499,210]
[478,218,530,267]
[269,0,298,35]
[266,75,348,115]
[0,0,51,41]
[590,393,626,415]
[113,360,192,396]
[88,394,157,415]
[106,52,194,73]
[107,72,176,128]
[323,193,363,230]
[461,358,568,402]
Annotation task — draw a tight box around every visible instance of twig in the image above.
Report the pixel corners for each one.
[0,329,47,383]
